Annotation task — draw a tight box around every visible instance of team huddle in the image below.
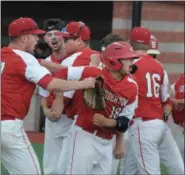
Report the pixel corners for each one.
[1,17,184,175]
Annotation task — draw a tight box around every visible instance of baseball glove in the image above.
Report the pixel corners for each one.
[83,76,106,110]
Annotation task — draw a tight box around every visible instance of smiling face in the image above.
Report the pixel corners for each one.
[44,30,65,51]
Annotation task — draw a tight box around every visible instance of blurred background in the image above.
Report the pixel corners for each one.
[1,1,184,132]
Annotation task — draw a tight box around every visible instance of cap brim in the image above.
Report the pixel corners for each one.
[147,49,161,55]
[30,29,46,35]
[55,31,71,38]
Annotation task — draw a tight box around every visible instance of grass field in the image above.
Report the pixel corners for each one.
[1,132,167,175]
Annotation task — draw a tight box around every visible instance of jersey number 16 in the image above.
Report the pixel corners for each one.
[145,72,161,98]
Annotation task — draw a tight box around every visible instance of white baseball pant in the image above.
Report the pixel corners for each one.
[43,115,73,174]
[174,124,184,162]
[65,125,113,175]
[119,131,136,175]
[125,118,184,175]
[1,119,41,175]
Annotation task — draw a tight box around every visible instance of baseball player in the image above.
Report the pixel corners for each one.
[1,17,96,175]
[170,73,184,161]
[39,18,69,175]
[52,41,138,174]
[39,21,101,174]
[100,33,129,174]
[123,27,184,175]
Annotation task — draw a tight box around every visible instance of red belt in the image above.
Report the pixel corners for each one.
[130,117,163,126]
[83,127,113,140]
[1,115,16,121]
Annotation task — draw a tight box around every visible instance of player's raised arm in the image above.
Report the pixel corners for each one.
[38,59,67,72]
[15,54,96,92]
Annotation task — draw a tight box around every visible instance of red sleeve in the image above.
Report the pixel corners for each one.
[53,67,68,80]
[37,74,53,89]
[81,67,102,79]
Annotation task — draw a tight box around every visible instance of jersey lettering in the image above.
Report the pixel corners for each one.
[145,72,161,98]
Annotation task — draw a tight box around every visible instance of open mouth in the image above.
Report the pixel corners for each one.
[52,41,58,47]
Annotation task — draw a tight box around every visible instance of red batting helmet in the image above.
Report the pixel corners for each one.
[147,34,160,55]
[101,42,139,71]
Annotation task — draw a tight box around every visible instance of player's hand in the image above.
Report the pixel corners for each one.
[93,113,109,127]
[81,77,96,89]
[51,92,64,118]
[43,107,55,117]
[43,107,60,122]
[170,98,179,105]
[113,133,124,159]
[174,104,184,111]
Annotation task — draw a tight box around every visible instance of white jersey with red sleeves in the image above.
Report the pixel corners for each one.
[39,54,64,106]
[39,47,99,99]
[54,66,138,139]
[171,73,184,125]
[133,55,170,120]
[1,47,51,120]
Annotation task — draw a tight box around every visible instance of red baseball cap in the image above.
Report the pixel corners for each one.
[8,17,46,37]
[59,21,91,40]
[130,27,151,45]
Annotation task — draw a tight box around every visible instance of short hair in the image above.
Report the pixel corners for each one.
[130,41,149,51]
[148,54,157,59]
[9,36,18,43]
[44,19,65,32]
[100,33,125,48]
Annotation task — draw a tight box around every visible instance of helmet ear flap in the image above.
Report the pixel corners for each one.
[106,56,122,71]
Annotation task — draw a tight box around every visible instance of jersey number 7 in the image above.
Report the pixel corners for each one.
[145,72,161,98]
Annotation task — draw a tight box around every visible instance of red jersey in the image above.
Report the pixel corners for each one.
[65,90,83,119]
[133,55,170,120]
[1,47,52,120]
[171,73,184,125]
[54,66,138,139]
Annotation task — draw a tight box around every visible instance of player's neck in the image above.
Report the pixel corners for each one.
[52,49,66,60]
[8,42,26,52]
[110,70,123,81]
[76,43,88,51]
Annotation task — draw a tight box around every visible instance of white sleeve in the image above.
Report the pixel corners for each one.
[160,70,170,102]
[13,50,51,84]
[67,66,84,80]
[39,87,49,97]
[25,62,50,84]
[64,90,75,99]
[118,97,138,120]
[170,83,175,97]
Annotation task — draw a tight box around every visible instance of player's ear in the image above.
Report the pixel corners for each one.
[75,38,82,46]
[44,35,49,43]
[19,35,28,44]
